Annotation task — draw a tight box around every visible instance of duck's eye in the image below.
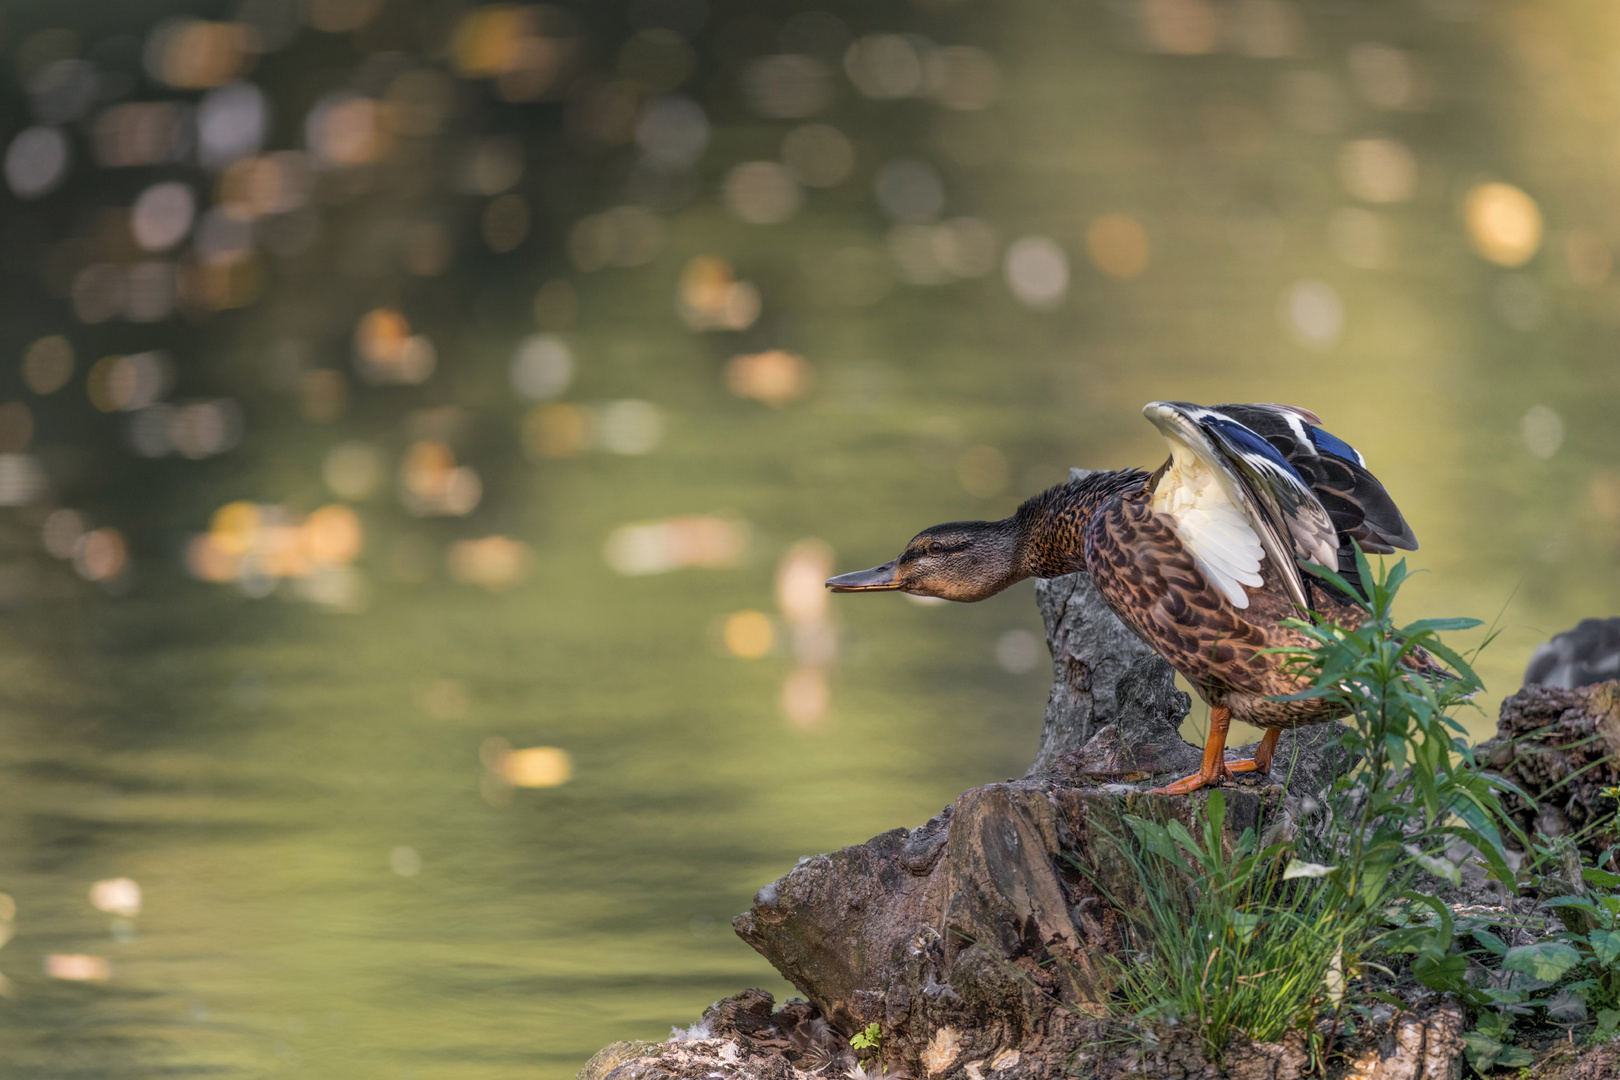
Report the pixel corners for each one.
[928,540,944,554]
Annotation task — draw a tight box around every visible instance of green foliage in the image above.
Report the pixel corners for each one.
[850,1022,882,1054]
[1447,835,1620,1072]
[1096,789,1348,1059]
[1094,548,1526,1064]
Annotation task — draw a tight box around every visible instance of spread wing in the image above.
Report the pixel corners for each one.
[1210,403,1418,592]
[1143,401,1418,610]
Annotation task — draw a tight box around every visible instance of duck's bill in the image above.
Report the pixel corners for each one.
[826,561,902,592]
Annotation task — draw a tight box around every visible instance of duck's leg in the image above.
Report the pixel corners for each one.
[1148,705,1235,795]
[1223,728,1280,775]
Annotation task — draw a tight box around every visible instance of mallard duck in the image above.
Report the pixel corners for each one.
[826,401,1420,795]
[1524,617,1620,690]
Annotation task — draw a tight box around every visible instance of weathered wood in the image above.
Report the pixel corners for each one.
[731,780,1289,1077]
[1479,679,1620,860]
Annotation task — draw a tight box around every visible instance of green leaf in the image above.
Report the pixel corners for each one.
[1164,819,1200,861]
[1406,848,1462,887]
[1590,928,1620,967]
[1584,867,1620,889]
[1204,789,1225,841]
[1498,1046,1534,1068]
[1597,1008,1620,1036]
[1538,895,1600,915]
[1460,1031,1505,1073]
[1283,860,1336,880]
[1126,817,1179,862]
[1401,617,1484,634]
[1503,941,1583,981]
[1470,928,1508,956]
[1412,951,1468,991]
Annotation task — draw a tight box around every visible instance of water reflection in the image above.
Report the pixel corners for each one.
[0,0,1616,1075]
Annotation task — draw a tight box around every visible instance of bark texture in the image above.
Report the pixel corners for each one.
[1479,679,1620,860]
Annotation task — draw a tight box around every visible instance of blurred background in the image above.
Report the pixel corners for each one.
[0,0,1615,1074]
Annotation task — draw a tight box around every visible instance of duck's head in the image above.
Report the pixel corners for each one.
[825,519,1024,603]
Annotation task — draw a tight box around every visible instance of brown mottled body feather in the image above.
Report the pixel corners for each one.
[1081,481,1358,730]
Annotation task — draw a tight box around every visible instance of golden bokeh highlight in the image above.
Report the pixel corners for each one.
[451,5,580,102]
[189,502,366,595]
[481,737,574,790]
[523,403,593,458]
[146,19,248,90]
[677,256,761,331]
[1465,182,1542,267]
[307,95,392,168]
[603,516,749,576]
[46,955,111,982]
[725,350,814,408]
[723,611,775,658]
[399,440,481,517]
[354,308,435,385]
[305,505,363,564]
[1086,214,1151,279]
[446,536,532,591]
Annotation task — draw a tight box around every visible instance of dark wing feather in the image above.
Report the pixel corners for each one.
[1209,404,1419,592]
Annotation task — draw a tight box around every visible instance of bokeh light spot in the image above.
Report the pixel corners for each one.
[723,611,775,658]
[1465,182,1543,267]
[1280,280,1344,350]
[510,335,575,401]
[5,127,71,198]
[603,515,748,575]
[132,182,196,251]
[1004,236,1069,310]
[1338,137,1417,203]
[22,336,74,395]
[723,162,802,225]
[447,537,531,591]
[1521,404,1564,459]
[1140,0,1219,55]
[1086,214,1151,279]
[74,527,128,583]
[90,878,142,918]
[523,403,593,459]
[725,350,813,407]
[597,400,664,455]
[498,746,573,788]
[780,124,854,188]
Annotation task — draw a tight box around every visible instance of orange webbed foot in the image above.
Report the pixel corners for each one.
[1147,762,1237,795]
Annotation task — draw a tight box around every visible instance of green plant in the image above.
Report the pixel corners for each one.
[850,1021,882,1059]
[1095,788,1349,1060]
[1446,831,1620,1072]
[1093,549,1523,1064]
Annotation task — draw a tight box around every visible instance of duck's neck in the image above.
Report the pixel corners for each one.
[1008,469,1146,580]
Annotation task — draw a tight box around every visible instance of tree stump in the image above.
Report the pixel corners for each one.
[1478,679,1620,861]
